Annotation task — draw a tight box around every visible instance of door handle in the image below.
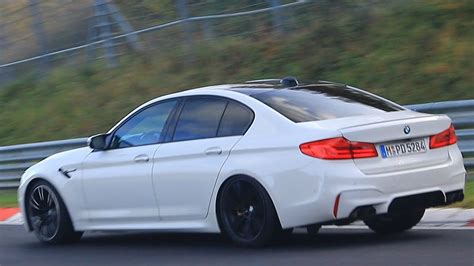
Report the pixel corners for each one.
[134,154,150,163]
[205,147,222,155]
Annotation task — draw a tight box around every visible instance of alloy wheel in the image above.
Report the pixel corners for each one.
[222,180,266,241]
[28,185,61,241]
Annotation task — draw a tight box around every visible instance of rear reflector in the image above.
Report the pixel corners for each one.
[333,194,341,218]
[300,137,378,160]
[429,124,457,149]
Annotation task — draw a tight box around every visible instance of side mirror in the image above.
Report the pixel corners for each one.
[87,133,108,150]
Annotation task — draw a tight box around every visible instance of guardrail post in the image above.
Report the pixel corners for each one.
[107,1,144,52]
[92,0,119,68]
[176,0,194,62]
[28,0,50,72]
[201,20,214,40]
[267,0,285,34]
[0,9,10,84]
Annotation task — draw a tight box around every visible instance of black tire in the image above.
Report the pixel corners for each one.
[25,180,83,244]
[364,208,425,234]
[218,176,279,247]
[306,224,321,237]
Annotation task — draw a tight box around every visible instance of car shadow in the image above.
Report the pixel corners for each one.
[24,227,440,251]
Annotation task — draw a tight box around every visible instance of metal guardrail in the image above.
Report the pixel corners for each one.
[407,99,474,170]
[0,138,87,188]
[0,99,473,189]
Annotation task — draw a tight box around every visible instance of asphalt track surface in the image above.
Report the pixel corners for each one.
[0,225,473,266]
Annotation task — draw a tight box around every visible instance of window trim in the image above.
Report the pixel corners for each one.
[165,95,255,144]
[104,97,183,150]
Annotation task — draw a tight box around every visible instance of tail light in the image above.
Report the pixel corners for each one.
[300,137,378,160]
[429,124,457,149]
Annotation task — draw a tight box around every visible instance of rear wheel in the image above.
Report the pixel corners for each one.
[364,208,425,234]
[26,181,83,244]
[218,177,279,247]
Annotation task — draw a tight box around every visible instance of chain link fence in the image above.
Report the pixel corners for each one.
[0,0,311,86]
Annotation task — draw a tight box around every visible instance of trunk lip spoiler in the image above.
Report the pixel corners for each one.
[337,113,445,131]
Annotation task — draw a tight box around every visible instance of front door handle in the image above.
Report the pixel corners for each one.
[205,147,222,155]
[134,154,150,163]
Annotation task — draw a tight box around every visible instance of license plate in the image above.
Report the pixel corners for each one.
[380,139,427,158]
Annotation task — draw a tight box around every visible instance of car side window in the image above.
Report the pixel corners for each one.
[173,97,227,141]
[110,100,177,149]
[217,101,254,137]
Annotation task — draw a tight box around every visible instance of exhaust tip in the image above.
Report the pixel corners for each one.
[349,206,376,220]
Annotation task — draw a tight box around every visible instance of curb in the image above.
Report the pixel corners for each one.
[422,208,474,228]
[0,208,20,222]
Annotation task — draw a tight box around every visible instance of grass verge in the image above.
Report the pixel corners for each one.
[449,179,474,209]
[0,189,18,208]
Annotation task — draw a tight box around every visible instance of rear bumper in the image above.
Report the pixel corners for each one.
[328,189,464,226]
[336,184,465,222]
[334,145,466,220]
[277,145,466,228]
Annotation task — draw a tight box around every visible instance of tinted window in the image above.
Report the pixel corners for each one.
[110,100,177,148]
[217,101,253,137]
[248,85,403,122]
[173,98,227,141]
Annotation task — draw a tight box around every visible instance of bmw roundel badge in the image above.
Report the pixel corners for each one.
[403,125,411,135]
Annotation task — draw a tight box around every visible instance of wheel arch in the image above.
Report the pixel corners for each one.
[214,174,284,232]
[23,177,75,231]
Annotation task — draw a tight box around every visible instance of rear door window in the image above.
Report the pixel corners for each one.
[217,101,254,137]
[173,97,227,141]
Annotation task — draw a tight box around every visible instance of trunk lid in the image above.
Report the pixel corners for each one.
[300,111,452,174]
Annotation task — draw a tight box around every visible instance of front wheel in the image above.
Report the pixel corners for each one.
[218,177,279,247]
[364,208,425,234]
[26,181,83,244]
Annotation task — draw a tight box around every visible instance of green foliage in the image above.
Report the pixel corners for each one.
[0,189,17,208]
[449,178,474,209]
[0,0,473,146]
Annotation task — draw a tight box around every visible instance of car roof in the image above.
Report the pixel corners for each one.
[228,82,347,96]
[194,78,347,96]
[145,78,348,105]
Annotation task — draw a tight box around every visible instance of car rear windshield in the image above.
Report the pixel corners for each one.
[243,85,404,122]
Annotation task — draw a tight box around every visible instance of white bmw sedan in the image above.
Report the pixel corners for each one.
[18,78,466,247]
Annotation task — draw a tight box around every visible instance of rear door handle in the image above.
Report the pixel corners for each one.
[205,147,222,155]
[134,154,150,163]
